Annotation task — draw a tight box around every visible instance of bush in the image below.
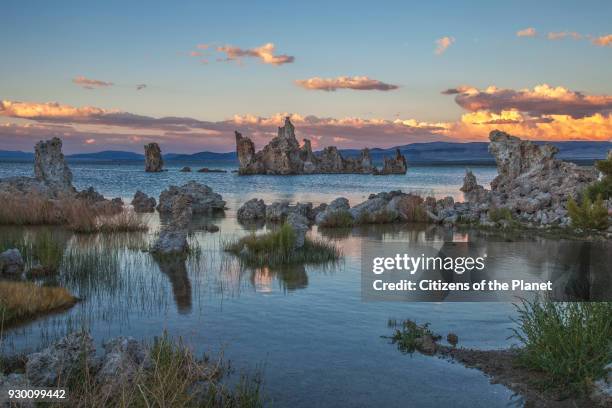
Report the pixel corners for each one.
[356,209,398,224]
[567,195,609,230]
[585,154,612,201]
[224,224,340,267]
[512,297,612,394]
[318,210,354,228]
[488,207,513,223]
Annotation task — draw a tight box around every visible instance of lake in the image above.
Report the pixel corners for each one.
[1,161,605,407]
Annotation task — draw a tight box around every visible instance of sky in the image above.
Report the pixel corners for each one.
[0,0,611,153]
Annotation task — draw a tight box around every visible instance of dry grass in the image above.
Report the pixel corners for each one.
[0,281,77,327]
[397,194,429,222]
[0,193,148,233]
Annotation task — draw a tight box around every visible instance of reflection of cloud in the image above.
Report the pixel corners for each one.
[435,36,454,55]
[295,76,399,91]
[72,76,113,89]
[516,27,537,37]
[216,43,294,65]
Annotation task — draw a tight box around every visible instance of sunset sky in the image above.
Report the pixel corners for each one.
[1,0,611,153]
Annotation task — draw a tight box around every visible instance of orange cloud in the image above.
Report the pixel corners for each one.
[435,36,455,55]
[517,27,537,37]
[216,43,294,65]
[72,76,113,89]
[443,84,612,118]
[592,34,612,47]
[295,76,399,91]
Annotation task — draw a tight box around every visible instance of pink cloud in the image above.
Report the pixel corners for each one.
[295,76,399,91]
[592,34,612,47]
[435,36,455,55]
[72,76,114,89]
[216,43,294,65]
[516,27,537,37]
[547,31,583,40]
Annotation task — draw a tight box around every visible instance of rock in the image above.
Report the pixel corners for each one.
[205,224,219,232]
[151,195,192,255]
[75,186,105,202]
[144,143,163,172]
[237,198,267,221]
[591,363,612,406]
[460,170,490,203]
[488,130,597,218]
[266,201,290,222]
[0,249,24,275]
[197,168,227,173]
[447,333,459,346]
[415,334,437,355]
[286,213,309,249]
[157,181,225,214]
[236,117,406,175]
[373,149,408,175]
[179,166,191,172]
[97,337,151,384]
[34,137,73,193]
[26,332,94,387]
[131,190,156,213]
[315,197,351,225]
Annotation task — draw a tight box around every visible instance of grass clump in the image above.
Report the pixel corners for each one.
[356,209,398,224]
[512,297,612,395]
[225,223,340,267]
[567,195,609,231]
[387,319,441,354]
[318,210,354,228]
[0,281,77,327]
[43,332,264,408]
[0,192,62,225]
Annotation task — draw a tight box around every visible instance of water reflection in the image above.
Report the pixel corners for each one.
[250,264,309,292]
[153,256,192,314]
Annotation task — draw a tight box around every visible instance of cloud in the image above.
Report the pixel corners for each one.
[2,94,610,154]
[435,36,455,55]
[136,84,147,91]
[592,34,612,47]
[443,84,612,118]
[516,27,537,37]
[547,31,583,40]
[196,44,209,49]
[295,76,399,91]
[72,76,114,89]
[189,51,203,57]
[216,43,294,65]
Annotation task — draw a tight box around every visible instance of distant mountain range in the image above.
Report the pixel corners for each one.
[1,141,610,165]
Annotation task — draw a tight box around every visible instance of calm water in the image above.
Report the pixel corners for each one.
[2,161,599,407]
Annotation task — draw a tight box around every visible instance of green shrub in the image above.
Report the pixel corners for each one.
[387,319,441,354]
[224,223,340,267]
[356,209,398,224]
[318,210,354,228]
[512,297,612,394]
[567,195,609,230]
[585,154,612,201]
[488,207,513,223]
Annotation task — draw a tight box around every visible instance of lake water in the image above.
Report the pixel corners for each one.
[1,161,606,407]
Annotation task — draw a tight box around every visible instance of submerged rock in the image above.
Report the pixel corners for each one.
[236,117,407,175]
[131,190,156,213]
[157,181,225,214]
[144,143,163,172]
[197,167,227,173]
[179,166,192,172]
[0,248,24,276]
[26,332,95,387]
[151,196,192,256]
